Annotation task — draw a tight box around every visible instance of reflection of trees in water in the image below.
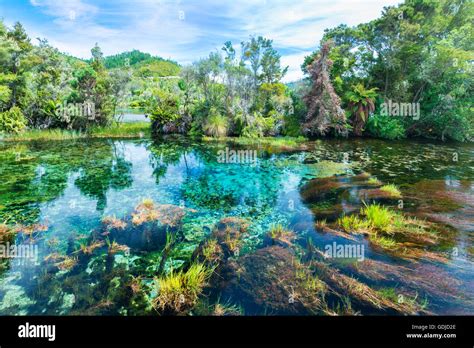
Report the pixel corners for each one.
[0,140,133,223]
[147,137,189,185]
[146,136,214,185]
[75,141,133,210]
[146,136,283,212]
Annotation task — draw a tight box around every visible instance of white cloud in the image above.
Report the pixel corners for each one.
[19,0,403,80]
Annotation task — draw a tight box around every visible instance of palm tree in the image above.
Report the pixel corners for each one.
[345,84,378,136]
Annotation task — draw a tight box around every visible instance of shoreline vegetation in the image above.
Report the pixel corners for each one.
[0,122,151,142]
[0,1,472,143]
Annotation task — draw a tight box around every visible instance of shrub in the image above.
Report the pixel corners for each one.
[366,113,405,140]
[0,107,27,133]
[204,108,228,137]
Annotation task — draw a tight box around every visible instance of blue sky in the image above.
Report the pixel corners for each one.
[0,0,401,82]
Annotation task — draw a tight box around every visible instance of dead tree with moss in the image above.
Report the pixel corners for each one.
[302,41,347,137]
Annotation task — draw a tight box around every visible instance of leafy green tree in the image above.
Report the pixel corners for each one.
[304,0,473,141]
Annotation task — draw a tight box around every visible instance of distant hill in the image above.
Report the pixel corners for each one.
[103,50,152,68]
[101,49,180,74]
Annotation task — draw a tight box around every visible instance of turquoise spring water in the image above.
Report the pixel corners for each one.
[0,136,473,315]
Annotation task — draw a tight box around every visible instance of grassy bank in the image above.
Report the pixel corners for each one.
[0,122,150,142]
[202,136,308,149]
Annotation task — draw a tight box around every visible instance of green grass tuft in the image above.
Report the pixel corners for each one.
[380,184,402,198]
[153,263,213,313]
[367,177,382,185]
[337,214,367,233]
[361,203,395,232]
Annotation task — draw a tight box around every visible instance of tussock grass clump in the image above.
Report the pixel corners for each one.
[367,177,382,185]
[380,184,402,198]
[193,298,243,316]
[376,287,429,312]
[139,198,155,210]
[337,215,367,233]
[361,203,395,232]
[331,203,444,258]
[315,219,327,228]
[267,224,295,245]
[153,263,213,314]
[370,235,397,249]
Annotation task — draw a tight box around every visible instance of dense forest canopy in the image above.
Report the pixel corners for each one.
[303,0,473,141]
[0,0,472,141]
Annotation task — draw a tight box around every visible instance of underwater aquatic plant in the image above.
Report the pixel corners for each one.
[201,239,221,263]
[102,216,127,230]
[132,201,187,227]
[80,240,105,255]
[55,256,78,271]
[211,217,249,257]
[380,184,402,198]
[107,240,130,255]
[15,223,48,239]
[46,237,60,248]
[152,263,213,314]
[44,252,65,262]
[129,276,143,294]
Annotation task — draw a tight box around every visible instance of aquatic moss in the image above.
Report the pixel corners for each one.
[311,160,351,178]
